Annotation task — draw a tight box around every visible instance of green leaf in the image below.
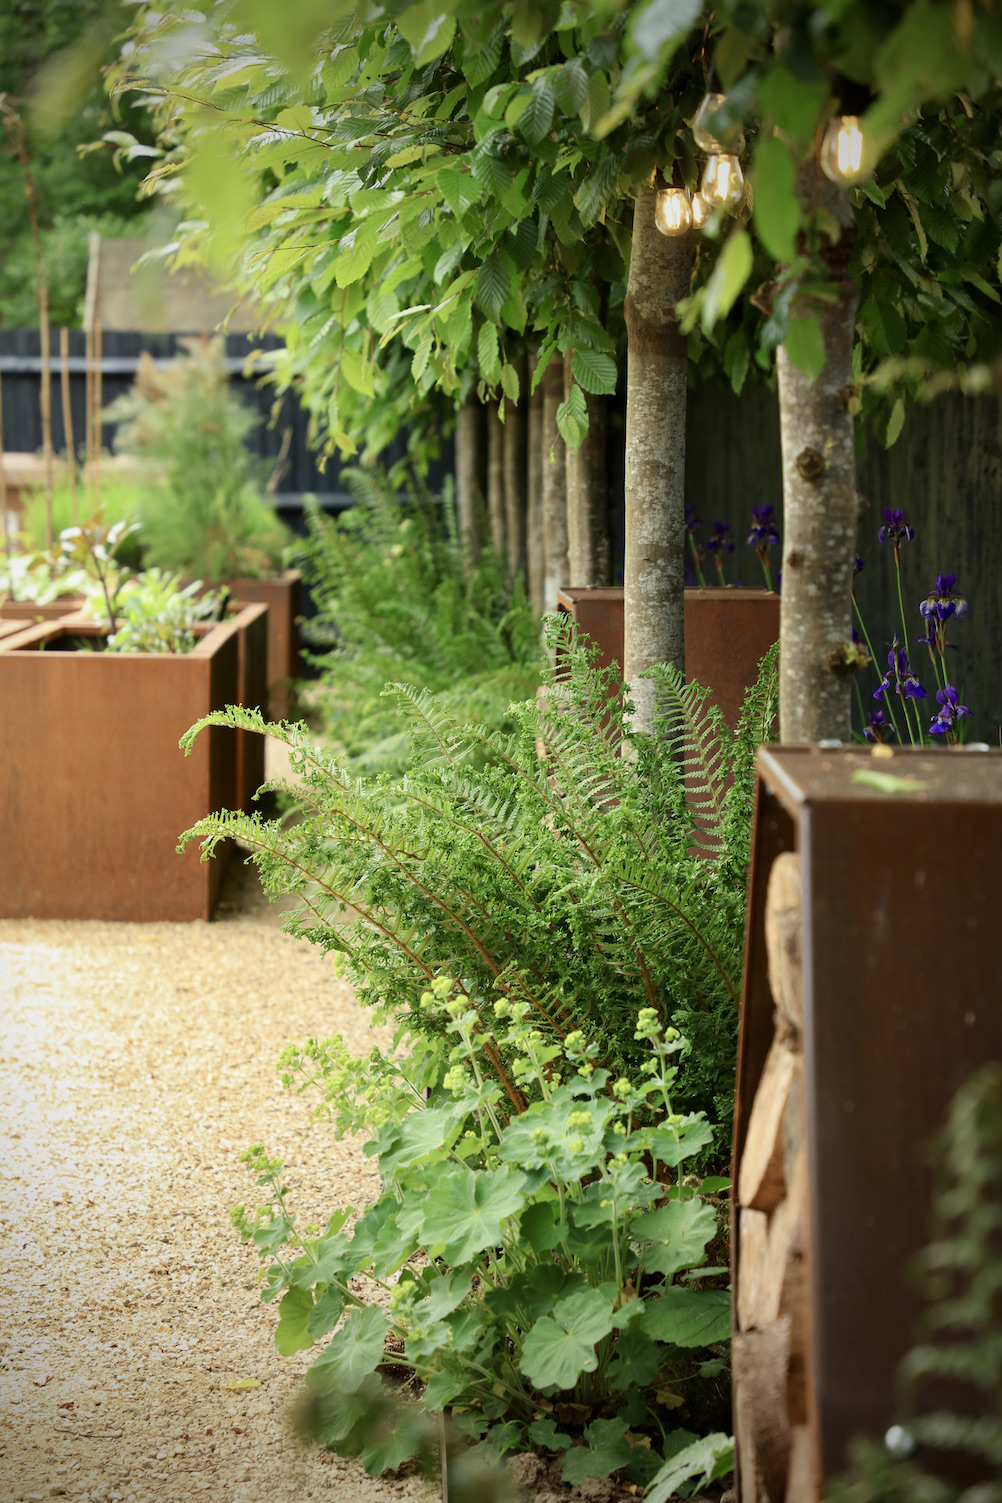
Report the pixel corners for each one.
[275,1285,314,1355]
[574,153,620,227]
[501,363,521,403]
[606,1328,660,1391]
[724,328,749,394]
[359,1401,428,1475]
[475,256,511,320]
[580,70,611,132]
[311,1303,389,1391]
[471,148,514,203]
[756,65,827,153]
[554,59,588,114]
[521,1200,567,1253]
[561,1417,634,1485]
[885,397,906,449]
[570,349,617,395]
[340,346,376,398]
[633,1198,716,1278]
[640,1287,731,1348]
[630,0,703,64]
[515,78,555,145]
[529,1416,572,1450]
[556,382,588,450]
[419,1166,526,1263]
[478,322,502,384]
[645,1433,734,1503]
[413,1270,473,1325]
[701,231,753,333]
[463,34,502,88]
[859,295,907,356]
[532,168,568,213]
[377,1107,459,1183]
[784,316,826,382]
[334,227,378,288]
[439,167,479,216]
[397,8,456,66]
[307,1284,347,1340]
[520,1286,615,1389]
[752,136,800,263]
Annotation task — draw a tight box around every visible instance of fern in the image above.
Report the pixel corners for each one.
[180,618,778,1152]
[296,466,544,771]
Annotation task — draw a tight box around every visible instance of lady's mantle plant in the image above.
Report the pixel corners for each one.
[231,981,733,1493]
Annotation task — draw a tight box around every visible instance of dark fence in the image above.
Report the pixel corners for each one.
[0,328,455,519]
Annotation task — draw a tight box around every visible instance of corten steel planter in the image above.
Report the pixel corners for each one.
[227,569,302,720]
[732,745,1002,1502]
[555,586,780,730]
[1,595,85,622]
[0,603,268,922]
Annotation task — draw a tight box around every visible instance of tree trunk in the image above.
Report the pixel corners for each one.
[541,358,569,612]
[527,358,545,614]
[487,403,506,562]
[623,183,692,735]
[455,393,483,564]
[503,353,528,586]
[565,353,611,587]
[777,162,859,744]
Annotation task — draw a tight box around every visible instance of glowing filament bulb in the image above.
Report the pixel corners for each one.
[691,191,712,229]
[701,153,745,211]
[654,186,693,237]
[820,115,867,183]
[692,92,744,154]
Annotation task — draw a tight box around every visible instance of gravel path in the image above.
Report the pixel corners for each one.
[0,858,429,1503]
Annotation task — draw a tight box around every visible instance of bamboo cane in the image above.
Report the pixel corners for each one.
[0,359,12,601]
[60,326,78,523]
[94,316,103,515]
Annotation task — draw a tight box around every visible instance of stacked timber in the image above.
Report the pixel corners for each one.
[734,852,813,1503]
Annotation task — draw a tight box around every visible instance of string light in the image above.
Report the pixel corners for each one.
[691,192,712,228]
[692,91,744,154]
[820,114,867,183]
[654,185,693,236]
[701,154,745,212]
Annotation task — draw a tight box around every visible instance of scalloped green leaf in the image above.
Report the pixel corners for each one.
[520,1286,615,1389]
[639,1287,731,1348]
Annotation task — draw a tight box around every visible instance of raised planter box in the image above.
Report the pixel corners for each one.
[0,602,268,922]
[0,595,86,622]
[227,568,302,720]
[555,585,780,730]
[732,745,1002,1501]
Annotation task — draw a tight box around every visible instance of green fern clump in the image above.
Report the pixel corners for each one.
[298,467,544,772]
[181,619,777,1146]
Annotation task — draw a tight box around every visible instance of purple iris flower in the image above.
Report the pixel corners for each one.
[864,709,896,743]
[878,508,915,546]
[920,571,968,624]
[747,505,780,550]
[706,521,734,555]
[685,506,701,535]
[875,642,926,701]
[853,554,865,576]
[929,684,972,739]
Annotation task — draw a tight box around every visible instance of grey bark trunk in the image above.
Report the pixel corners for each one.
[541,357,569,612]
[622,184,693,735]
[503,353,528,585]
[564,352,611,587]
[487,403,506,562]
[777,160,859,743]
[527,358,545,614]
[455,393,482,564]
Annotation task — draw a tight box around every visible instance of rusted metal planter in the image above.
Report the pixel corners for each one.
[0,595,85,622]
[0,602,268,922]
[555,585,780,730]
[732,745,1002,1501]
[227,569,302,720]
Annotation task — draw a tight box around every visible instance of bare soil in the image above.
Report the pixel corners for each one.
[0,856,429,1503]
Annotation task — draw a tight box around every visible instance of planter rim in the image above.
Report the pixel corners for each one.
[0,600,268,659]
[758,741,1002,814]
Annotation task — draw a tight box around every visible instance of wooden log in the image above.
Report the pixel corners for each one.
[738,1207,770,1333]
[765,852,804,1038]
[784,1426,815,1503]
[739,1037,797,1213]
[734,1318,792,1503]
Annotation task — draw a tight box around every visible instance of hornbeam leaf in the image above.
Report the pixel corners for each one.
[475,256,511,319]
[783,317,826,383]
[477,321,502,384]
[860,295,907,356]
[556,383,588,449]
[700,231,753,333]
[630,0,703,64]
[438,167,479,217]
[553,59,588,114]
[573,154,619,227]
[752,135,800,263]
[515,78,555,145]
[570,349,617,395]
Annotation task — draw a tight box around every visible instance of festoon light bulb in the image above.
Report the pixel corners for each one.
[654,185,693,236]
[820,114,867,183]
[700,153,745,211]
[690,192,712,228]
[692,91,744,154]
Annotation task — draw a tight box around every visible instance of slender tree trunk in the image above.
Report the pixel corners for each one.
[0,363,11,599]
[527,358,545,614]
[565,352,611,586]
[487,402,506,561]
[455,392,482,564]
[503,352,528,585]
[60,326,78,523]
[623,183,692,735]
[777,159,859,743]
[541,357,569,611]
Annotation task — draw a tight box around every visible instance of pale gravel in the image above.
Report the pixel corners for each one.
[0,857,431,1503]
